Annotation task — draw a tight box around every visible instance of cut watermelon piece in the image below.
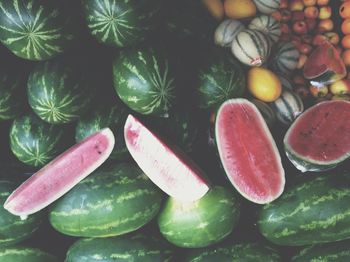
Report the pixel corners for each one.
[303,41,346,87]
[284,100,350,172]
[4,128,115,219]
[215,99,285,204]
[124,115,210,202]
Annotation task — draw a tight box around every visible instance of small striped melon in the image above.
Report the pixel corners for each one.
[214,19,245,47]
[248,15,281,43]
[253,0,281,15]
[277,74,293,90]
[270,42,300,75]
[231,29,271,67]
[250,99,276,127]
[272,90,304,125]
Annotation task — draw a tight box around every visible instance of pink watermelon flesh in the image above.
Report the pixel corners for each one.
[124,114,210,202]
[4,128,115,219]
[285,100,350,163]
[215,99,285,204]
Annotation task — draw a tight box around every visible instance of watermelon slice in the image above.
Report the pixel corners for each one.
[284,100,350,172]
[215,99,285,204]
[124,115,210,202]
[4,128,115,219]
[303,41,346,87]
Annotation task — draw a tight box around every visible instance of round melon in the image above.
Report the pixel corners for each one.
[214,19,245,47]
[252,0,281,14]
[49,163,163,237]
[158,186,240,248]
[10,113,67,167]
[27,60,93,124]
[113,47,176,117]
[270,42,300,76]
[0,0,76,60]
[0,181,42,247]
[248,15,281,43]
[82,0,162,47]
[0,246,59,262]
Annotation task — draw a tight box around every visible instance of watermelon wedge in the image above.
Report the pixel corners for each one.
[4,128,115,219]
[284,100,350,172]
[215,99,285,204]
[124,115,210,202]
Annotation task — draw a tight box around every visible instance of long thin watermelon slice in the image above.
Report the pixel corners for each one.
[215,99,285,204]
[4,128,115,219]
[124,115,210,202]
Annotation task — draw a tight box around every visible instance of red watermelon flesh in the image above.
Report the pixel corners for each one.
[4,128,115,219]
[124,115,210,202]
[215,99,285,204]
[285,101,350,167]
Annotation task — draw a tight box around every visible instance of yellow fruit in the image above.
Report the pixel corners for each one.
[247,67,282,102]
[202,0,225,20]
[329,79,350,95]
[224,0,257,19]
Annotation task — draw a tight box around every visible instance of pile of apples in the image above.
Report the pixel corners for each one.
[341,1,350,67]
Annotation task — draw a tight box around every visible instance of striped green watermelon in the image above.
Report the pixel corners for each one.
[75,102,129,160]
[27,60,92,124]
[0,246,59,262]
[82,0,162,47]
[158,186,240,248]
[270,42,300,76]
[113,47,176,117]
[9,113,67,167]
[0,70,25,121]
[185,242,282,262]
[66,233,174,262]
[0,0,76,61]
[196,53,245,110]
[49,163,163,237]
[0,181,42,247]
[291,239,350,262]
[258,173,350,246]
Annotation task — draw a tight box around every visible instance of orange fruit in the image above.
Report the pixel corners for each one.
[202,0,225,20]
[342,34,350,49]
[342,49,350,66]
[224,0,256,19]
[247,67,282,102]
[342,19,350,35]
[340,1,350,18]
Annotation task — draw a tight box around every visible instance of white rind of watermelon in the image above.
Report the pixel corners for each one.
[124,115,210,202]
[4,128,115,219]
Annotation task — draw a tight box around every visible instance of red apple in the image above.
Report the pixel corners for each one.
[309,85,329,98]
[306,18,317,31]
[292,11,305,21]
[280,0,289,9]
[271,10,282,21]
[281,9,292,22]
[317,18,334,33]
[324,32,340,45]
[319,6,332,19]
[312,34,328,46]
[292,20,309,34]
[317,0,329,6]
[304,6,319,18]
[303,0,317,6]
[290,0,305,11]
[280,23,290,35]
[298,43,313,55]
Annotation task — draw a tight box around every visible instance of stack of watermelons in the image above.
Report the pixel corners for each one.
[0,0,350,261]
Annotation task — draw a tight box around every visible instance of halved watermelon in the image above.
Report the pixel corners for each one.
[215,99,285,204]
[4,128,115,219]
[124,115,210,202]
[284,100,350,172]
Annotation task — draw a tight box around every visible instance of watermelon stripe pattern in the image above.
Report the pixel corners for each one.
[272,90,304,125]
[0,246,59,262]
[0,0,75,60]
[82,0,161,47]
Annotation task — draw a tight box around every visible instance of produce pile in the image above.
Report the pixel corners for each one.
[0,0,350,261]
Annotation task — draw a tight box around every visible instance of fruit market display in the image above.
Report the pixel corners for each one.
[1,0,350,261]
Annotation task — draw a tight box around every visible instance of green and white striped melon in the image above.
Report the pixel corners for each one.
[66,234,174,262]
[49,163,163,237]
[0,0,76,61]
[82,0,162,47]
[250,99,276,127]
[214,19,245,47]
[248,15,281,43]
[158,186,240,248]
[0,70,25,121]
[196,54,245,110]
[277,74,293,90]
[253,0,281,15]
[75,102,129,161]
[0,246,59,262]
[113,47,176,117]
[271,90,304,125]
[231,29,271,67]
[0,181,42,247]
[10,113,67,167]
[270,42,300,76]
[27,60,93,124]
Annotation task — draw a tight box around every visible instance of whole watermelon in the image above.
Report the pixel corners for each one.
[9,113,68,167]
[27,59,93,124]
[113,47,176,117]
[82,0,162,47]
[0,0,76,61]
[0,246,59,262]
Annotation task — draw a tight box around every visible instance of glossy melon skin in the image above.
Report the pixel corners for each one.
[0,246,59,262]
[66,234,174,262]
[113,47,176,117]
[158,186,240,248]
[284,100,350,172]
[0,0,76,61]
[82,0,162,47]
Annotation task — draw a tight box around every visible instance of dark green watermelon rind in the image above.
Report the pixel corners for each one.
[307,70,340,88]
[258,173,350,246]
[0,246,59,262]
